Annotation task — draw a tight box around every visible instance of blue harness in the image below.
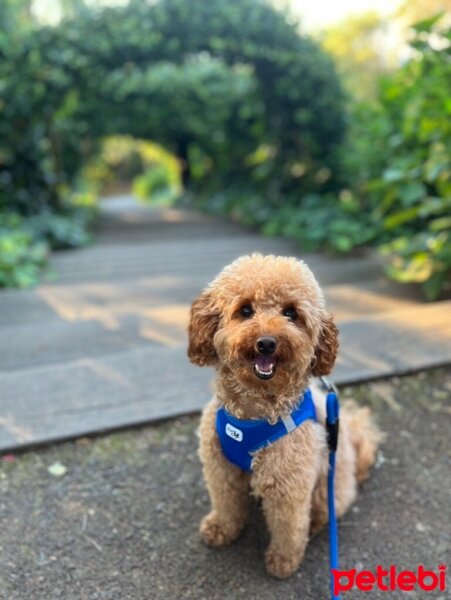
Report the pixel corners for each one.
[216,379,341,600]
[216,388,316,472]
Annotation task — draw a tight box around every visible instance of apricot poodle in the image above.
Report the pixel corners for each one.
[188,254,381,579]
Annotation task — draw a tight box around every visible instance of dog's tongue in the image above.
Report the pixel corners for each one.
[254,355,274,371]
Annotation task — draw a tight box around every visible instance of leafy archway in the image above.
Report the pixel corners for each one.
[86,136,182,205]
[1,0,346,219]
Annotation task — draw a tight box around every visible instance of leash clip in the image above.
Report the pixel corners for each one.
[320,376,340,454]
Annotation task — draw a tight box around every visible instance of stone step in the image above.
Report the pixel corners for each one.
[1,300,449,451]
[47,236,383,285]
[0,275,422,371]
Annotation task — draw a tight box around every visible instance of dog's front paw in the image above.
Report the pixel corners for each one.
[200,512,241,548]
[265,547,300,579]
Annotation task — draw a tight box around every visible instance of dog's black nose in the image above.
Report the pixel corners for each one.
[256,336,277,355]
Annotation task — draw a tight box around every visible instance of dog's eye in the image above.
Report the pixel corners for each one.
[283,307,297,321]
[239,304,254,318]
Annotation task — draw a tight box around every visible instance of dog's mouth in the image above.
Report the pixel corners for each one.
[253,355,277,380]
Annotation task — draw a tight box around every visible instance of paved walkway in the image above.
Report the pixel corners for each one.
[1,196,450,450]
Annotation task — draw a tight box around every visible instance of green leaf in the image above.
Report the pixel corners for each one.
[383,206,419,229]
[398,182,426,206]
[429,217,451,232]
[411,13,445,34]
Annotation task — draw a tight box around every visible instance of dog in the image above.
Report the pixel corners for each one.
[188,254,381,579]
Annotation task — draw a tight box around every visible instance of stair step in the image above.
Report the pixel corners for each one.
[1,300,449,451]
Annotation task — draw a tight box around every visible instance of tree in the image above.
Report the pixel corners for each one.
[321,12,396,101]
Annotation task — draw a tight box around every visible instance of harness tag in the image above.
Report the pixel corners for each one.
[225,423,243,442]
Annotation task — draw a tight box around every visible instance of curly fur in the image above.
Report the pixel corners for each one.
[188,254,382,579]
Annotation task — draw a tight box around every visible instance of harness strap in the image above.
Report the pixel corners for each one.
[216,389,316,472]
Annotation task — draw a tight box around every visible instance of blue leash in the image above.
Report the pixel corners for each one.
[321,377,341,600]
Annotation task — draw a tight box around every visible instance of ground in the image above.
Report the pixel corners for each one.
[1,368,449,600]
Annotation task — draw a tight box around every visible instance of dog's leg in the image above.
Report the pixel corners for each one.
[252,423,322,579]
[262,491,314,579]
[198,400,250,547]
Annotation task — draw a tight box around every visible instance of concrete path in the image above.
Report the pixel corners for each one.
[1,196,450,450]
[0,369,449,599]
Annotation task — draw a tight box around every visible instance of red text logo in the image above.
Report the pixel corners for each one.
[332,564,447,595]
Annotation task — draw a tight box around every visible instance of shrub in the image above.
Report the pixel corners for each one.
[365,15,451,299]
[0,215,48,288]
[133,165,181,206]
[249,15,450,299]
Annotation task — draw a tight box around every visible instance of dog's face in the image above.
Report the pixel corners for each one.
[188,254,338,397]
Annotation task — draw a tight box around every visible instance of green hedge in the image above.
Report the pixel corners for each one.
[373,16,451,299]
[0,0,345,221]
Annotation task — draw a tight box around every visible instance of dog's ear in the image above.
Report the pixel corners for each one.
[311,312,339,376]
[187,288,220,366]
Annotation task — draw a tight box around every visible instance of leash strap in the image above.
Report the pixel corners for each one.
[322,377,341,600]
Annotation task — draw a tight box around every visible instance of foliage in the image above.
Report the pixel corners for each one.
[106,58,262,186]
[261,192,377,253]
[27,202,96,250]
[0,215,48,288]
[0,0,347,287]
[243,15,450,298]
[0,0,345,215]
[0,194,96,288]
[133,165,180,206]
[312,11,450,298]
[367,15,451,299]
[396,0,451,24]
[85,136,182,204]
[321,12,395,101]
